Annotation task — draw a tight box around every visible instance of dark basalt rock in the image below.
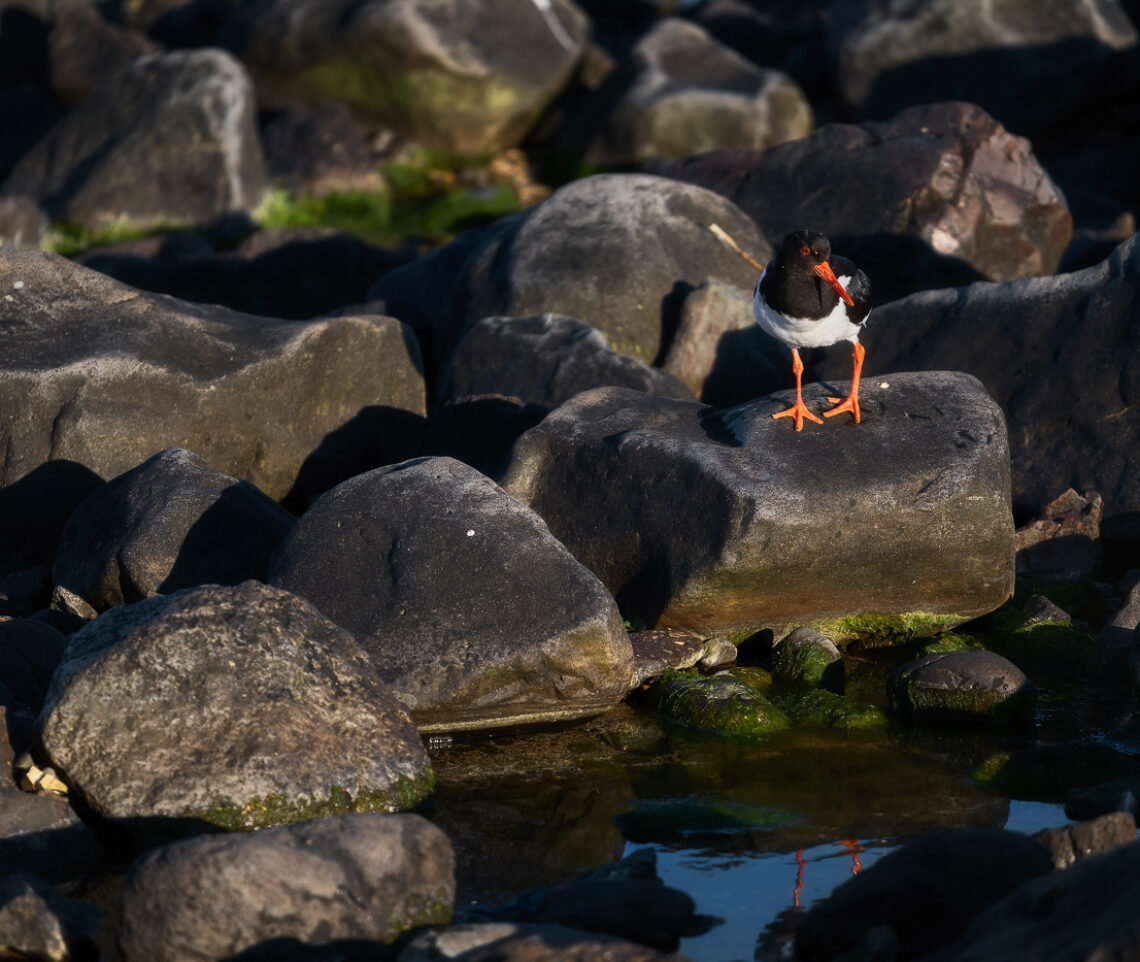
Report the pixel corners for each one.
[663,101,1072,303]
[500,373,1014,633]
[887,650,1037,729]
[270,456,635,732]
[118,813,455,962]
[2,48,266,230]
[440,313,696,408]
[52,448,295,612]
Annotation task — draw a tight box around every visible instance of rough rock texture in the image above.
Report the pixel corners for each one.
[888,650,1036,729]
[368,173,769,369]
[1,48,266,230]
[500,374,1014,632]
[439,313,696,407]
[664,101,1072,303]
[793,827,1054,961]
[1033,811,1137,868]
[828,0,1139,134]
[118,813,455,962]
[593,17,812,163]
[650,674,790,739]
[942,838,1140,961]
[399,923,694,962]
[219,0,589,154]
[0,250,426,509]
[828,233,1140,518]
[35,581,432,828]
[52,448,295,612]
[1014,489,1103,586]
[270,456,635,731]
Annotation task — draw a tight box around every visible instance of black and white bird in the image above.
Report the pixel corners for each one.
[753,230,872,431]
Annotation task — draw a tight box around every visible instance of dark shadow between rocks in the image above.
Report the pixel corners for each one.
[655,279,696,368]
[857,39,1140,140]
[827,231,988,307]
[702,325,790,408]
[0,460,106,573]
[0,821,105,883]
[0,7,49,86]
[159,483,293,595]
[282,406,427,514]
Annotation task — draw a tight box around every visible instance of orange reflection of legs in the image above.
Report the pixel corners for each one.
[792,849,806,908]
[840,838,863,875]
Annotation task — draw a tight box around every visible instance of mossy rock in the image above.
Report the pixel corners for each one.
[771,688,889,731]
[196,773,435,832]
[917,632,983,656]
[812,612,970,649]
[772,627,844,690]
[999,619,1097,678]
[649,674,791,739]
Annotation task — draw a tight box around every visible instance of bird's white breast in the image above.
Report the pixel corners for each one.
[752,269,865,349]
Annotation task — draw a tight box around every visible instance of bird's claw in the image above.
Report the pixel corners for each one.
[823,395,861,424]
[773,400,823,432]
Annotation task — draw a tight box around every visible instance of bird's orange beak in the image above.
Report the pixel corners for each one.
[814,261,855,307]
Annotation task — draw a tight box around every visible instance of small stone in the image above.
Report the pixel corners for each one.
[37,768,69,796]
[888,650,1036,729]
[1033,811,1137,869]
[771,627,843,690]
[697,637,737,669]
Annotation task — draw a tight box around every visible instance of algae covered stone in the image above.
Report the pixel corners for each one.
[772,627,843,689]
[35,582,431,830]
[650,674,790,739]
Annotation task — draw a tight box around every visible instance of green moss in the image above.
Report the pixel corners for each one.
[195,771,434,831]
[813,612,967,648]
[386,886,454,938]
[650,674,791,739]
[917,632,983,656]
[770,688,888,731]
[41,217,193,257]
[971,753,1011,783]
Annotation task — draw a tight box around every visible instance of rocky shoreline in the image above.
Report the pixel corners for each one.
[2,0,1140,959]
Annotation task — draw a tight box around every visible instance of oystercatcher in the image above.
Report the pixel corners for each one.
[753,230,872,431]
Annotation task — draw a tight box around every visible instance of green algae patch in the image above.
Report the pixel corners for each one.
[917,632,984,656]
[195,772,435,831]
[771,688,889,732]
[386,886,454,940]
[813,612,967,649]
[649,674,791,739]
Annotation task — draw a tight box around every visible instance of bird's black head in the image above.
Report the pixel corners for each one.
[779,229,831,268]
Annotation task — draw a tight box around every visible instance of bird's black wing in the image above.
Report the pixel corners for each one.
[832,256,872,327]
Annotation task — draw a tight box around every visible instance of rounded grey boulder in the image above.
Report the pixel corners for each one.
[119,813,454,962]
[35,581,432,829]
[270,456,635,731]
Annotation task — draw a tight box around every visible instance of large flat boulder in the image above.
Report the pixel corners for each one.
[35,581,432,830]
[500,374,1014,634]
[270,456,635,731]
[0,250,426,514]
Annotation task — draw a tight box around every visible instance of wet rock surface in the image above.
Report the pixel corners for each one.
[888,650,1037,729]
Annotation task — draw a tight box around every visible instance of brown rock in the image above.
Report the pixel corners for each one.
[1014,489,1103,585]
[1034,811,1137,869]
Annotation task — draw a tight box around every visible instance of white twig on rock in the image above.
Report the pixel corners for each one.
[530,0,576,52]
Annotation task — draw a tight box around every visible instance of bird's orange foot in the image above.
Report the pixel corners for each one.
[773,399,823,431]
[823,394,861,424]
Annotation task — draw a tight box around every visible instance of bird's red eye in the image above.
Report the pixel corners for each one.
[801,245,811,256]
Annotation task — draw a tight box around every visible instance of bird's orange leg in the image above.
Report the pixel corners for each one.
[773,348,822,431]
[823,341,865,424]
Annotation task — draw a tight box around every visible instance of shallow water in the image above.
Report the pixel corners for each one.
[426,703,1084,960]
